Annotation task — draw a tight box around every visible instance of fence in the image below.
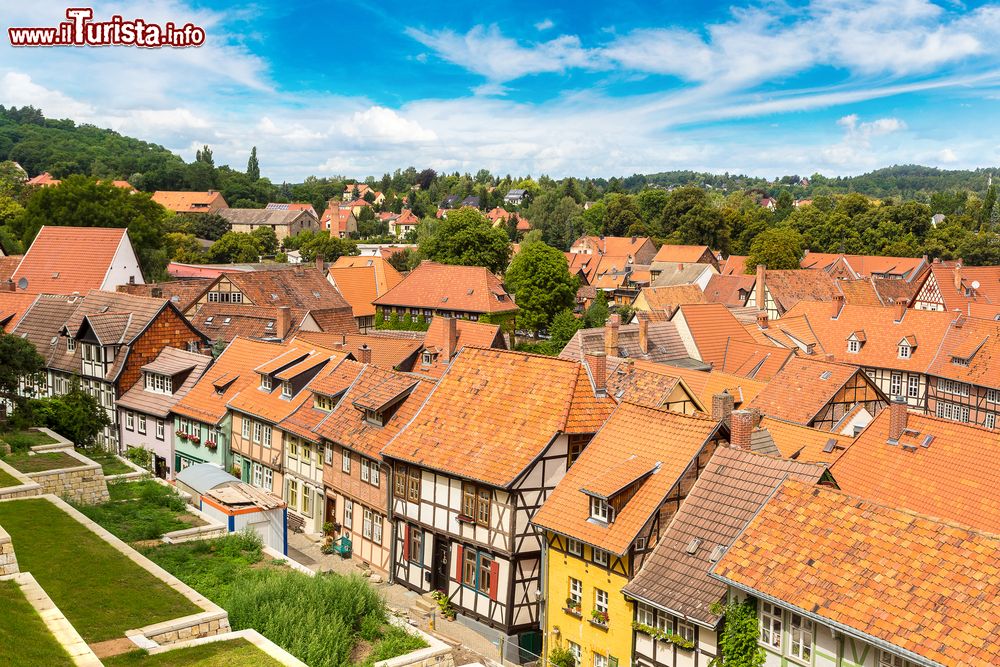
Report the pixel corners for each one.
[426,610,542,667]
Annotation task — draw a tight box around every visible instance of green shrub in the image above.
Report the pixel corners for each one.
[550,645,576,667]
[72,480,192,541]
[124,446,153,471]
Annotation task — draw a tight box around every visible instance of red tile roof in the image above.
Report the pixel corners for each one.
[12,226,131,294]
[703,274,754,306]
[800,252,927,279]
[0,292,39,332]
[373,261,517,314]
[382,347,615,487]
[652,244,715,264]
[919,263,1000,318]
[719,255,749,276]
[757,416,853,463]
[292,331,423,370]
[712,479,1000,667]
[117,279,213,313]
[926,316,1000,389]
[151,190,228,212]
[673,303,755,368]
[720,339,794,381]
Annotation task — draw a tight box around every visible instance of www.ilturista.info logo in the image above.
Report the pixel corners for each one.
[8,8,205,48]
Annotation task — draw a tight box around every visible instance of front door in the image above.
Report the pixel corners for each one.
[154,455,167,479]
[325,497,336,529]
[432,537,450,591]
[241,459,251,482]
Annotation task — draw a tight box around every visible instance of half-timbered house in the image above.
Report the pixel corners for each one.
[381,347,616,660]
[925,315,1000,429]
[532,401,732,667]
[910,260,1000,319]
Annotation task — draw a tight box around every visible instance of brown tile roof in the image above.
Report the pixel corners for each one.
[223,266,352,313]
[781,301,956,372]
[636,285,707,314]
[652,244,714,264]
[720,339,794,381]
[116,347,212,418]
[151,190,228,212]
[533,403,723,555]
[719,255,749,276]
[799,252,927,279]
[835,278,884,307]
[218,208,314,228]
[293,331,423,370]
[559,320,692,367]
[172,338,291,425]
[712,479,1000,667]
[830,409,1000,533]
[652,363,767,408]
[12,226,130,295]
[0,255,22,282]
[382,347,615,487]
[926,316,1000,389]
[0,292,39,332]
[373,261,517,314]
[870,276,921,305]
[605,361,700,410]
[673,303,755,368]
[761,270,844,314]
[624,448,826,625]
[757,416,853,463]
[117,280,213,312]
[703,274,754,306]
[746,356,875,426]
[190,303,308,343]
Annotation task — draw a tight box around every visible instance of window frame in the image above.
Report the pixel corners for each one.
[569,578,583,607]
[890,373,902,397]
[595,588,608,614]
[759,601,783,650]
[407,468,421,502]
[137,414,146,435]
[590,496,611,522]
[636,602,654,627]
[125,411,134,431]
[156,419,164,440]
[566,538,583,556]
[342,449,351,474]
[343,499,353,529]
[592,548,610,567]
[787,612,813,663]
[907,374,920,398]
[477,552,494,594]
[408,526,422,565]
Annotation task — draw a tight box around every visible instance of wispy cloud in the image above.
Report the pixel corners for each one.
[534,18,554,31]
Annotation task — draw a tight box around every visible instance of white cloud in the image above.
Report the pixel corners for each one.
[938,148,959,163]
[535,19,555,31]
[823,114,908,166]
[0,72,96,119]
[338,106,438,144]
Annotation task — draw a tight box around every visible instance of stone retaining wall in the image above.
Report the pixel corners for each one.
[0,460,41,502]
[0,525,18,575]
[376,617,455,667]
[26,450,109,504]
[131,629,307,666]
[129,610,232,646]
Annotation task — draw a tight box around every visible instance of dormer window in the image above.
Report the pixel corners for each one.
[281,381,293,398]
[145,373,173,394]
[364,409,384,427]
[315,394,334,411]
[421,350,434,366]
[898,344,911,359]
[260,374,272,391]
[590,496,613,523]
[66,337,76,352]
[848,339,860,354]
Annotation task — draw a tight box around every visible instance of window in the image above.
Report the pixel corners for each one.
[253,463,264,489]
[907,375,920,398]
[408,527,422,564]
[137,415,146,435]
[568,434,588,467]
[372,514,383,544]
[361,458,370,482]
[568,642,581,667]
[302,485,312,517]
[987,389,1000,404]
[986,413,997,430]
[635,536,647,550]
[324,445,333,465]
[242,418,250,439]
[566,538,583,556]
[636,602,654,626]
[252,421,262,443]
[145,373,172,394]
[463,548,477,586]
[369,461,380,486]
[655,611,669,633]
[263,467,273,491]
[363,508,374,539]
[66,337,76,352]
[263,427,271,448]
[760,602,782,649]
[478,553,493,594]
[594,654,607,667]
[592,549,609,566]
[343,499,353,529]
[477,489,490,525]
[281,381,292,398]
[394,465,407,498]
[407,468,421,502]
[938,379,970,396]
[569,578,583,607]
[260,374,272,391]
[590,496,611,522]
[125,412,134,431]
[289,439,299,458]
[788,612,813,662]
[342,449,351,473]
[890,373,902,397]
[677,620,695,645]
[316,394,334,411]
[879,651,918,667]
[898,344,911,359]
[847,339,860,353]
[156,420,164,440]
[595,588,608,613]
[936,402,970,423]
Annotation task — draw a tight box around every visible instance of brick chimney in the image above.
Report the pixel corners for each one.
[730,409,754,451]
[638,313,649,354]
[5,280,14,292]
[712,391,734,422]
[894,299,906,323]
[954,310,965,329]
[444,315,458,360]
[276,306,291,339]
[315,253,325,273]
[888,396,908,442]
[151,287,163,298]
[954,262,963,292]
[585,351,607,396]
[604,314,620,357]
[831,293,845,319]
[755,265,766,311]
[358,343,372,365]
[756,311,768,330]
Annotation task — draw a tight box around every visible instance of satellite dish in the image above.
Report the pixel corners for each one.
[971,280,981,290]
[17,277,28,290]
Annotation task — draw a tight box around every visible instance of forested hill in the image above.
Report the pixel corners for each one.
[0,105,996,201]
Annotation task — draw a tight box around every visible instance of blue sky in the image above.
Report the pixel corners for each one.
[2,0,1000,181]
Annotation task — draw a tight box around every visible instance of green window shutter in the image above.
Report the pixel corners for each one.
[609,657,619,667]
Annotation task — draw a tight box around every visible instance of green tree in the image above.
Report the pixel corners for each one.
[505,241,578,334]
[583,291,609,328]
[251,226,279,255]
[0,332,45,421]
[171,212,229,241]
[15,175,170,280]
[195,145,214,167]
[745,227,803,271]
[29,380,111,448]
[298,232,358,264]
[549,309,583,344]
[246,146,260,181]
[420,207,511,274]
[207,232,263,263]
[981,183,997,227]
[959,230,1000,266]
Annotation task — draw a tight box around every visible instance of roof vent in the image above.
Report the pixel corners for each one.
[822,438,837,453]
[708,545,726,563]
[100,305,110,313]
[441,296,449,302]
[467,289,474,295]
[171,296,180,302]
[50,336,57,346]
[266,321,274,330]
[685,538,703,555]
[205,317,214,325]
[312,290,321,298]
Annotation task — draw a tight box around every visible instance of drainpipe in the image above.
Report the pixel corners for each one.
[540,537,549,666]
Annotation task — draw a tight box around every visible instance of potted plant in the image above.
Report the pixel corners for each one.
[565,597,582,614]
[591,609,609,625]
[176,430,187,440]
[190,435,200,445]
[205,439,217,450]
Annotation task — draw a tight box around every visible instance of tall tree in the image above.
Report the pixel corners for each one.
[0,332,45,418]
[745,227,804,271]
[505,240,579,334]
[419,207,511,274]
[246,146,260,181]
[195,145,214,167]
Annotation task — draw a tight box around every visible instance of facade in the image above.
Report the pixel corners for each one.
[925,316,1000,428]
[532,403,730,667]
[218,208,319,242]
[381,348,616,659]
[712,479,1000,667]
[116,347,211,478]
[12,290,208,450]
[11,226,145,294]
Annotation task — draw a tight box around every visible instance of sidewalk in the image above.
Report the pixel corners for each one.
[286,532,499,666]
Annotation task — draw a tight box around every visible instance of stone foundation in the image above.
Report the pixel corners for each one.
[27,460,109,504]
[0,526,18,575]
[131,610,232,646]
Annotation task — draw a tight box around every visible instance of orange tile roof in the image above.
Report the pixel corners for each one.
[926,316,1000,389]
[117,279,213,312]
[172,337,286,425]
[712,479,1000,667]
[781,301,956,372]
[417,317,505,377]
[327,266,381,318]
[719,255,749,276]
[307,359,365,398]
[0,292,39,332]
[572,236,654,260]
[532,402,722,555]
[799,252,927,279]
[720,339,794,381]
[919,263,1000,316]
[835,278,885,307]
[830,409,1000,533]
[761,270,843,314]
[743,313,824,352]
[636,285,707,314]
[373,261,517,314]
[652,244,714,264]
[0,255,22,282]
[624,448,826,626]
[747,356,875,426]
[11,226,129,294]
[382,347,615,487]
[703,274,754,306]
[330,255,404,296]
[293,331,423,370]
[758,416,853,463]
[674,303,755,368]
[650,362,767,408]
[151,190,227,212]
[26,172,60,186]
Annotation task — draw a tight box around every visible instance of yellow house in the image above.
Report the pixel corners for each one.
[532,402,730,667]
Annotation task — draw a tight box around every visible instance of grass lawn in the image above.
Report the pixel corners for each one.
[80,450,134,476]
[143,533,426,667]
[0,429,57,452]
[103,638,285,667]
[1,451,81,473]
[73,480,204,543]
[0,498,202,642]
[0,465,22,488]
[0,579,75,667]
